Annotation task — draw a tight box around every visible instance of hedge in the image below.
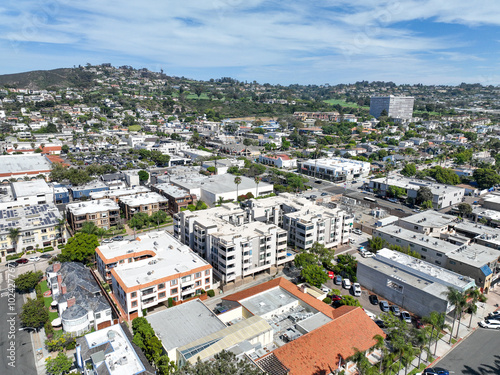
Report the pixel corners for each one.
[167,298,174,308]
[41,247,54,253]
[207,289,215,298]
[6,253,22,261]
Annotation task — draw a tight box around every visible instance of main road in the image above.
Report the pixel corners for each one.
[436,328,500,374]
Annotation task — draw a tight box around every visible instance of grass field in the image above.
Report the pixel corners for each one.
[128,125,142,131]
[323,99,368,109]
[40,280,49,293]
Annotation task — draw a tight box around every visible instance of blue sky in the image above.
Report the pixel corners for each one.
[1,0,500,85]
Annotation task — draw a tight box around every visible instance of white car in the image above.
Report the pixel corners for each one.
[352,283,361,297]
[400,311,412,323]
[361,251,375,258]
[342,278,351,289]
[479,319,500,329]
[353,229,362,235]
[29,256,40,262]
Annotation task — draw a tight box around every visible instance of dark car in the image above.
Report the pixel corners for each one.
[40,254,53,259]
[374,320,385,328]
[334,275,342,285]
[16,258,29,264]
[423,368,449,375]
[331,295,343,302]
[5,262,19,267]
[414,319,424,329]
[379,300,389,312]
[112,236,124,241]
[369,295,379,305]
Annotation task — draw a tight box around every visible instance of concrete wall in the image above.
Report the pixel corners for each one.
[357,261,449,317]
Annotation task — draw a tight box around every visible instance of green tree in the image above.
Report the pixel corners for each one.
[421,200,433,210]
[300,264,328,288]
[443,287,467,343]
[80,221,98,235]
[473,168,500,189]
[465,288,484,328]
[416,186,433,205]
[129,212,150,229]
[195,200,208,210]
[333,254,358,281]
[387,185,405,199]
[338,295,362,307]
[174,350,262,375]
[59,232,99,264]
[234,176,242,199]
[368,236,386,251]
[61,144,70,153]
[310,242,335,266]
[138,170,149,182]
[21,298,49,330]
[8,227,20,253]
[254,176,260,197]
[457,203,472,217]
[400,163,417,177]
[14,271,43,293]
[45,352,73,375]
[294,253,318,269]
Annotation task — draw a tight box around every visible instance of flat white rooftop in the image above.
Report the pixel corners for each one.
[104,231,210,288]
[398,210,457,228]
[11,179,52,198]
[0,154,52,174]
[66,199,119,215]
[154,183,191,198]
[90,186,150,200]
[118,192,167,207]
[372,177,465,195]
[302,157,370,171]
[171,174,272,194]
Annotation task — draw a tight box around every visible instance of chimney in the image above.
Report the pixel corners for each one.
[67,297,76,308]
[53,262,61,273]
[61,283,67,295]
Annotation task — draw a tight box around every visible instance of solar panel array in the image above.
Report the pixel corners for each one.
[0,204,62,231]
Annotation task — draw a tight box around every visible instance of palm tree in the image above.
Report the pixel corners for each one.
[234,176,242,201]
[80,221,98,235]
[8,228,21,253]
[56,218,66,240]
[371,334,386,373]
[443,287,467,344]
[254,176,260,197]
[423,311,444,356]
[349,348,371,375]
[466,288,483,328]
[402,343,416,375]
[412,327,430,368]
[30,142,35,150]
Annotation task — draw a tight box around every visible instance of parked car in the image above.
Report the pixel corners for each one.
[364,310,376,320]
[374,319,386,328]
[334,275,342,285]
[342,278,352,289]
[369,295,379,305]
[112,236,124,241]
[40,254,52,259]
[321,287,331,293]
[29,256,40,262]
[422,367,449,375]
[321,192,328,196]
[102,238,113,243]
[352,283,361,297]
[379,300,389,312]
[362,251,375,258]
[479,319,500,329]
[331,295,343,302]
[390,305,401,316]
[353,228,362,235]
[16,258,29,264]
[5,262,19,267]
[414,319,424,329]
[401,311,411,323]
[349,238,356,244]
[487,311,500,319]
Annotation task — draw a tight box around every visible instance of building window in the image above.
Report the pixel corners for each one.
[436,253,442,257]
[159,292,166,299]
[171,288,178,294]
[386,279,404,294]
[205,278,210,284]
[131,300,137,307]
[95,313,101,319]
[173,297,178,302]
[195,281,201,287]
[131,292,137,298]
[195,272,201,278]
[205,270,210,276]
[181,275,191,282]
[171,279,178,286]
[158,283,165,289]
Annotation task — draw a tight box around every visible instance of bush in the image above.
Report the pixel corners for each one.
[207,289,215,297]
[167,298,174,308]
[6,253,22,261]
[322,297,332,304]
[44,320,54,337]
[142,308,148,317]
[41,247,54,253]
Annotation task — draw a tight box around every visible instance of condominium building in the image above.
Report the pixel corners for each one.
[96,231,212,320]
[151,183,196,214]
[118,192,168,220]
[174,203,290,283]
[66,199,120,232]
[89,186,151,202]
[370,95,415,119]
[298,157,371,183]
[369,177,465,209]
[0,203,64,257]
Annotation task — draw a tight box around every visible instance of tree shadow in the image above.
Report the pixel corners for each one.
[461,354,500,375]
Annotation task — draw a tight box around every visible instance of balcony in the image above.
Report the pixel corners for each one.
[142,297,157,306]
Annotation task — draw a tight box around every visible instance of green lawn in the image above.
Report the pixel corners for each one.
[44,296,53,308]
[128,125,142,132]
[323,99,368,109]
[49,311,59,322]
[40,280,49,294]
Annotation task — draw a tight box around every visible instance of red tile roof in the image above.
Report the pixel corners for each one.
[272,307,385,375]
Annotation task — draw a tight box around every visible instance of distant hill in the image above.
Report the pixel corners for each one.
[0,68,96,90]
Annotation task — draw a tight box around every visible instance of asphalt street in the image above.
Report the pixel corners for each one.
[436,328,500,374]
[0,265,36,375]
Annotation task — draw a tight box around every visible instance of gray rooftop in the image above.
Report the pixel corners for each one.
[154,183,191,198]
[398,211,457,228]
[0,154,52,174]
[11,179,52,198]
[70,180,108,192]
[240,287,310,317]
[146,299,226,351]
[171,174,272,194]
[118,192,167,207]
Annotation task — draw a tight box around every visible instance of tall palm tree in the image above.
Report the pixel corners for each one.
[8,228,21,253]
[423,311,444,356]
[371,334,386,373]
[466,287,483,328]
[349,348,371,375]
[443,287,467,344]
[402,343,416,375]
[80,221,98,235]
[412,327,430,368]
[234,176,242,201]
[254,176,260,197]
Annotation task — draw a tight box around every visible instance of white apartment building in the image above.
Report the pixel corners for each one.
[369,177,465,209]
[298,158,371,182]
[370,95,415,120]
[174,203,290,283]
[96,231,212,319]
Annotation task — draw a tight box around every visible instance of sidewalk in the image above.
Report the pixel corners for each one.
[25,291,50,375]
[395,289,500,375]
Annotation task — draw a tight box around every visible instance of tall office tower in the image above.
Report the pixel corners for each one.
[370,95,415,119]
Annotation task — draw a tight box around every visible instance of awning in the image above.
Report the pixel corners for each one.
[51,318,62,326]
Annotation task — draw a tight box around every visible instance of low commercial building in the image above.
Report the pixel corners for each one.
[70,180,109,200]
[372,225,499,292]
[118,192,168,220]
[46,262,113,335]
[297,157,371,182]
[10,179,54,207]
[357,248,475,317]
[397,211,457,237]
[369,177,465,209]
[52,183,70,204]
[453,222,500,250]
[75,323,155,375]
[480,193,500,212]
[96,231,212,320]
[201,158,245,175]
[0,154,55,181]
[66,199,120,232]
[151,183,196,214]
[259,154,297,169]
[0,203,63,257]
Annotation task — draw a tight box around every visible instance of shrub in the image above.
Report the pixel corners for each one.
[207,289,215,297]
[6,253,22,261]
[167,298,174,308]
[322,297,332,305]
[142,308,148,317]
[41,247,54,253]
